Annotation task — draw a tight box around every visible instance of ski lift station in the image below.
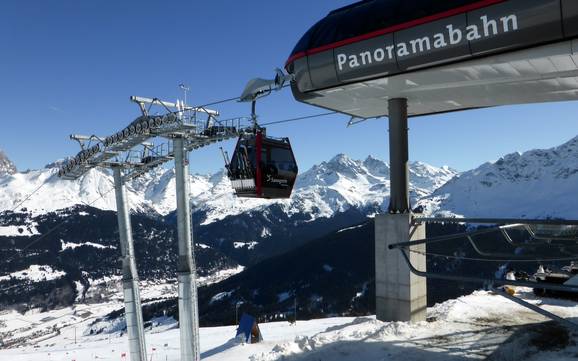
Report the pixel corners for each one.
[285,0,578,324]
[53,0,578,360]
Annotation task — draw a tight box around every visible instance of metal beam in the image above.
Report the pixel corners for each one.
[389,223,527,249]
[416,217,578,226]
[113,166,147,361]
[70,134,106,141]
[129,96,219,116]
[174,136,201,361]
[388,98,410,214]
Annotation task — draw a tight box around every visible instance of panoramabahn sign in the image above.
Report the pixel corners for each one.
[288,0,578,92]
[336,13,519,73]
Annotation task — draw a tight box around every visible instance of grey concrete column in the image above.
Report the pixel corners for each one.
[173,137,201,361]
[388,98,410,214]
[375,213,426,322]
[376,98,426,322]
[113,166,147,361]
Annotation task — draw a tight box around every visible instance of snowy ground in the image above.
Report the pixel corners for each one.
[1,289,578,361]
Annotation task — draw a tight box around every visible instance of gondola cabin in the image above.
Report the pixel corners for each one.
[227,130,298,199]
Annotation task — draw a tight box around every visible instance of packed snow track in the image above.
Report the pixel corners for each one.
[1,289,577,360]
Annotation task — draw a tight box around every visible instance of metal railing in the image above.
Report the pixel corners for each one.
[389,217,578,330]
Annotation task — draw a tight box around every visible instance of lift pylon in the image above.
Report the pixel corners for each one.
[174,136,200,361]
[113,166,147,361]
[57,95,248,361]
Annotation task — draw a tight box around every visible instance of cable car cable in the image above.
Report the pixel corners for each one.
[186,84,291,111]
[196,95,243,108]
[260,111,338,126]
[6,180,48,213]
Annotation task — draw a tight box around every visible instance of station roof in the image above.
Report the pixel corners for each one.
[286,0,499,66]
[286,0,578,118]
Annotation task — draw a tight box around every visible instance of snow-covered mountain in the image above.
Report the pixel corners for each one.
[0,155,455,312]
[419,135,578,219]
[0,149,16,177]
[0,154,456,222]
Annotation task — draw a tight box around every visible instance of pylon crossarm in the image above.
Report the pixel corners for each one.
[58,97,251,182]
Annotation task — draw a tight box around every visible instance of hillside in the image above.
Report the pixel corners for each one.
[0,206,239,311]
[0,154,455,311]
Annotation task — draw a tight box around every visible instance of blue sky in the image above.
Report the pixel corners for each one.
[2,0,578,174]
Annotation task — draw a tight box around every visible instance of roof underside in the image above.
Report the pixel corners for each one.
[301,39,578,118]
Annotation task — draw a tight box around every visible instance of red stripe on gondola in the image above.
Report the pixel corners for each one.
[255,131,263,197]
[285,0,506,68]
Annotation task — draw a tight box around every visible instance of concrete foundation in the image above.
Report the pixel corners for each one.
[375,213,426,322]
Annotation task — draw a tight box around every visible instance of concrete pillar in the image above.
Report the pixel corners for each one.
[375,98,426,322]
[375,213,426,322]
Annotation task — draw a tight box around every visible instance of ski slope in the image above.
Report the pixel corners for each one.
[1,289,577,360]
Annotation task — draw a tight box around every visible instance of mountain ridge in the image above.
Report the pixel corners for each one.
[419,135,578,219]
[0,154,456,222]
[0,149,17,177]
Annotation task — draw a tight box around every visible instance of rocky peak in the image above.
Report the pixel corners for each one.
[0,149,16,177]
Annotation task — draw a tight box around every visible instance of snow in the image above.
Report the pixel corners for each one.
[210,291,234,304]
[337,224,365,233]
[60,240,116,251]
[74,281,85,303]
[4,138,578,225]
[234,241,259,250]
[77,266,245,305]
[277,292,292,303]
[2,289,578,360]
[0,265,65,282]
[196,266,245,286]
[0,167,133,215]
[0,224,39,236]
[261,227,271,238]
[0,154,456,224]
[419,136,578,219]
[0,148,17,177]
[322,264,333,272]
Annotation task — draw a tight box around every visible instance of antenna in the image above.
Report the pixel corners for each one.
[179,83,190,107]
